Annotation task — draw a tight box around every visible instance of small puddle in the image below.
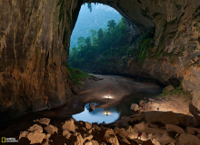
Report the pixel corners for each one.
[72,103,121,124]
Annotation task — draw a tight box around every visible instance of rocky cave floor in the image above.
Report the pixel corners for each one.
[1,95,200,145]
[0,75,200,145]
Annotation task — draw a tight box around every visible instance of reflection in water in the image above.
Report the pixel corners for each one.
[72,92,161,124]
[72,103,120,124]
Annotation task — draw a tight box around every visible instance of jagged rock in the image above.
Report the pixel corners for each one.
[105,136,119,145]
[62,119,75,132]
[104,129,115,137]
[42,134,51,145]
[151,138,160,145]
[178,134,200,145]
[73,132,84,145]
[134,122,148,131]
[139,100,145,107]
[114,127,128,138]
[83,134,93,142]
[130,103,139,111]
[118,137,131,144]
[81,127,87,131]
[85,140,99,145]
[93,125,101,131]
[63,130,71,139]
[166,124,185,134]
[85,122,92,130]
[90,103,95,110]
[27,132,46,144]
[186,127,200,135]
[88,127,95,134]
[44,124,58,134]
[28,124,43,133]
[33,118,51,126]
[19,131,29,140]
[149,133,175,145]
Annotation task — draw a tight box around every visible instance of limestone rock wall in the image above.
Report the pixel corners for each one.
[84,0,200,110]
[0,0,81,119]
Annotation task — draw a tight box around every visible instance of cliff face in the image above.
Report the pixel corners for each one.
[0,0,81,119]
[85,0,200,111]
[0,0,200,119]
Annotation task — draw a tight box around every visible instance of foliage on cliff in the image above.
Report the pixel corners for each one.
[69,17,128,72]
[67,67,89,86]
[128,28,155,61]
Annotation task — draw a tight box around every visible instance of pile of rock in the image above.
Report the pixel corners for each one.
[19,113,200,145]
[130,100,146,112]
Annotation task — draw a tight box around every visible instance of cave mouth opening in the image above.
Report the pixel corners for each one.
[68,3,130,74]
[68,3,162,87]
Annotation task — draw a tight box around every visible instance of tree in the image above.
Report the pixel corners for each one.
[77,37,85,47]
[97,28,104,43]
[85,37,91,47]
[107,20,116,31]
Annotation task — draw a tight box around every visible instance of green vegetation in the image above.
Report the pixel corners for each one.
[70,4,121,49]
[128,28,155,61]
[136,29,154,61]
[69,17,128,71]
[67,67,89,86]
[159,85,191,98]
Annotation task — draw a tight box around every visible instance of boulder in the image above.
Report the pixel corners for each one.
[118,137,131,144]
[33,118,51,126]
[151,138,161,145]
[28,124,43,133]
[85,140,99,145]
[90,103,96,110]
[42,134,51,145]
[19,131,29,140]
[139,100,145,107]
[178,134,200,145]
[104,129,115,137]
[93,125,101,131]
[85,122,92,130]
[114,127,128,138]
[186,127,200,135]
[62,118,75,132]
[81,127,87,131]
[88,127,95,134]
[144,111,179,125]
[105,136,119,145]
[130,103,139,111]
[166,124,185,134]
[83,134,93,142]
[63,130,71,139]
[73,132,84,145]
[44,124,58,134]
[27,132,46,144]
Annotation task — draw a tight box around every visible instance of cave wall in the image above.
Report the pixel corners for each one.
[0,0,81,119]
[0,0,200,119]
[85,0,200,110]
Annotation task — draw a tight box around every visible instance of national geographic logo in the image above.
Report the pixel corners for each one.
[1,137,18,143]
[1,137,6,143]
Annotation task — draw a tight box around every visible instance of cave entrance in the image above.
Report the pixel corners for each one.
[68,3,129,74]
